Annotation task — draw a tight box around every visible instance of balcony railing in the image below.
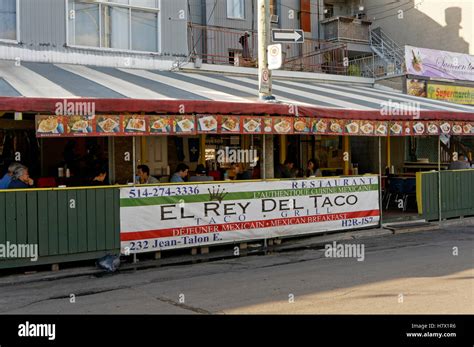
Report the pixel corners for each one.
[321,16,372,43]
[188,24,357,76]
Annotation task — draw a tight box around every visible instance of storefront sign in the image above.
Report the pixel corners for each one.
[35,114,474,138]
[427,84,474,105]
[405,45,474,81]
[120,176,380,254]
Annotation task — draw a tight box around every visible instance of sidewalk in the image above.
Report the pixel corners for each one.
[1,216,473,286]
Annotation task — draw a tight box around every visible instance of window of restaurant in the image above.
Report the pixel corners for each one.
[164,134,262,182]
[0,0,18,42]
[67,0,160,53]
[0,117,39,178]
[40,137,109,186]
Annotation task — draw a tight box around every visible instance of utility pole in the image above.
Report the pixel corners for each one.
[258,0,274,100]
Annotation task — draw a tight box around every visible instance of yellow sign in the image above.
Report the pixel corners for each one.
[427,84,474,105]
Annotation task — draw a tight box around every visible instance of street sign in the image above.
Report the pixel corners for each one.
[260,68,270,94]
[267,44,282,70]
[272,29,304,43]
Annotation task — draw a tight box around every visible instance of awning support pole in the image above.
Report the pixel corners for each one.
[132,136,137,264]
[438,135,442,223]
[279,135,286,164]
[343,135,350,175]
[199,134,206,165]
[386,134,391,170]
[132,136,136,185]
[378,136,383,224]
[262,134,266,179]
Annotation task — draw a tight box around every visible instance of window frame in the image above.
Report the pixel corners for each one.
[0,0,20,44]
[226,0,245,20]
[65,0,162,54]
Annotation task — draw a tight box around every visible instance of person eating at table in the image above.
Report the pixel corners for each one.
[448,154,471,170]
[0,162,22,189]
[170,163,189,183]
[137,164,159,184]
[306,158,322,178]
[90,167,108,186]
[8,165,34,189]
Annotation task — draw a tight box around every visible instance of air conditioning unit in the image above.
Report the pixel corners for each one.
[271,14,279,23]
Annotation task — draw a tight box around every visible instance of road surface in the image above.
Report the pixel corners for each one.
[0,226,473,314]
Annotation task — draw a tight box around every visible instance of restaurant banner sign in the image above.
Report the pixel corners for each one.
[427,84,474,105]
[120,176,380,254]
[36,114,474,138]
[405,45,474,81]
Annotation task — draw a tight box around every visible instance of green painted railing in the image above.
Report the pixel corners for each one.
[0,187,120,269]
[417,169,474,221]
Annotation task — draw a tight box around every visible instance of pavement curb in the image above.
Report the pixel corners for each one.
[1,216,472,285]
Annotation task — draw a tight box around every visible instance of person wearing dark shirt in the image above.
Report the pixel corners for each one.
[276,159,295,178]
[234,163,252,180]
[8,165,34,189]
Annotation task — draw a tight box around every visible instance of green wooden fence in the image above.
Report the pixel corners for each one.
[418,169,474,221]
[0,187,120,269]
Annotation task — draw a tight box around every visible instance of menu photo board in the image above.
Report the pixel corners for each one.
[242,116,263,134]
[327,119,344,135]
[196,114,218,134]
[345,120,361,136]
[261,117,272,134]
[451,122,464,136]
[173,115,196,135]
[439,121,452,135]
[95,115,121,135]
[426,121,440,136]
[293,117,311,134]
[312,118,329,135]
[412,121,427,136]
[36,115,65,137]
[220,115,240,133]
[34,115,474,137]
[123,115,148,136]
[374,121,388,136]
[359,120,376,136]
[272,117,293,134]
[64,115,94,136]
[149,115,173,135]
[389,121,404,136]
[462,122,474,135]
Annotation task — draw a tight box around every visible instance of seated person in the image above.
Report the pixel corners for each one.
[189,164,214,182]
[306,159,322,177]
[137,164,159,184]
[8,165,34,189]
[170,163,189,183]
[91,168,108,186]
[448,154,471,170]
[0,162,22,189]
[276,159,296,178]
[235,163,252,180]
